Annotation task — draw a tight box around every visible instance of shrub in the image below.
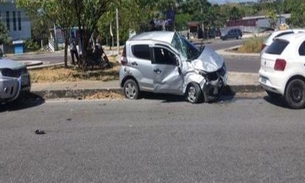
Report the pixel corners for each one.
[237,36,265,53]
[25,39,40,51]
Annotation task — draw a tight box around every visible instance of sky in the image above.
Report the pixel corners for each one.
[208,0,258,4]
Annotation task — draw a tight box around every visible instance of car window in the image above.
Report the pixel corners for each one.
[171,33,200,61]
[265,39,289,55]
[132,44,150,60]
[153,47,177,65]
[299,41,305,56]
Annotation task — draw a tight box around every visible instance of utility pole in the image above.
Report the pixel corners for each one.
[116,8,119,56]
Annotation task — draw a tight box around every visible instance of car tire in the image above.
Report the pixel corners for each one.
[123,79,140,100]
[186,83,203,104]
[266,90,282,99]
[284,79,305,109]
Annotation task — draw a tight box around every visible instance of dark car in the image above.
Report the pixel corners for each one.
[220,28,242,40]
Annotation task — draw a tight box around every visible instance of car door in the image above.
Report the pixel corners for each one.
[130,44,154,91]
[152,46,184,95]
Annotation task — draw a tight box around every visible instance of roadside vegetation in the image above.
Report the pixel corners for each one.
[29,56,119,83]
[237,36,265,53]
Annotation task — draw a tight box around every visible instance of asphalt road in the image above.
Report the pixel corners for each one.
[1,97,305,183]
[9,38,260,73]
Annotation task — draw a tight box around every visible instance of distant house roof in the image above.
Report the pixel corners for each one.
[242,13,291,20]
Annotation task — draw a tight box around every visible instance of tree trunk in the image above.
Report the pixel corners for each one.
[63,29,69,68]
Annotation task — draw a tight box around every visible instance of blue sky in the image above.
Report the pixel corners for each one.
[208,0,257,4]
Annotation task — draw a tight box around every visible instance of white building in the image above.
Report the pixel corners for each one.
[0,0,31,40]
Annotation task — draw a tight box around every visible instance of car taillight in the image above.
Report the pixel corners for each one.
[274,59,286,71]
[120,48,128,65]
[261,44,266,51]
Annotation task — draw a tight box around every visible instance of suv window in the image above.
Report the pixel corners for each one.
[299,41,305,56]
[132,45,150,60]
[153,48,177,65]
[265,39,289,55]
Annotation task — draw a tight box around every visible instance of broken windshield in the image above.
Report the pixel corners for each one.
[171,33,201,61]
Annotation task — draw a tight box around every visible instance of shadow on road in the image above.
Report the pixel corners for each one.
[263,96,289,109]
[0,93,45,112]
[139,92,236,104]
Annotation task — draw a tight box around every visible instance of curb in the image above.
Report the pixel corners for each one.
[216,46,260,57]
[31,85,264,100]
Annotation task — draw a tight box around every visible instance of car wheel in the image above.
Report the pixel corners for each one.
[284,79,305,109]
[186,83,203,104]
[123,79,140,100]
[266,90,282,99]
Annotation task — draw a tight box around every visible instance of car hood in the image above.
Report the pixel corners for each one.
[0,58,26,70]
[191,46,224,72]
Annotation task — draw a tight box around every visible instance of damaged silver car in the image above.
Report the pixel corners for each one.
[0,52,31,103]
[119,31,227,103]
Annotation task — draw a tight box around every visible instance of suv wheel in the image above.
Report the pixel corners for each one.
[123,79,140,100]
[186,83,203,103]
[285,79,305,109]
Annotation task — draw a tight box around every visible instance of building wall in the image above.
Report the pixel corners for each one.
[0,1,31,40]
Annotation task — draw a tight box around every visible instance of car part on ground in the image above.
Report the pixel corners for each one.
[119,31,227,103]
[259,33,305,109]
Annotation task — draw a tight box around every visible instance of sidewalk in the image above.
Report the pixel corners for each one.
[30,72,262,98]
[20,48,263,99]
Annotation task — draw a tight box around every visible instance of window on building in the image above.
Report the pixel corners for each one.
[18,12,21,31]
[13,11,16,31]
[6,11,10,31]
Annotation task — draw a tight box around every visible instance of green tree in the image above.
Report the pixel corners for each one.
[267,9,277,29]
[289,2,305,27]
[17,0,76,68]
[0,21,9,45]
[229,6,244,20]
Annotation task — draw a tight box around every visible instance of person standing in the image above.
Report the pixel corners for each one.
[69,33,79,65]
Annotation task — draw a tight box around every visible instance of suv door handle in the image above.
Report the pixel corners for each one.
[154,68,161,74]
[131,62,138,66]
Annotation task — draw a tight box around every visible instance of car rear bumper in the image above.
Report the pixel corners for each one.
[259,69,286,94]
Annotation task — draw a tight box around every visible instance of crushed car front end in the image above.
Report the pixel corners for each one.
[184,46,228,102]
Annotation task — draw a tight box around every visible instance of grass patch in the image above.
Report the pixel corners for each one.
[29,56,120,83]
[237,36,266,53]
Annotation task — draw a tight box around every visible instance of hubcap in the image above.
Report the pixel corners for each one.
[188,86,196,102]
[290,85,303,103]
[125,83,136,99]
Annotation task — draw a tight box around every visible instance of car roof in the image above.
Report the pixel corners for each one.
[269,29,305,37]
[274,32,305,42]
[264,29,305,45]
[129,31,175,44]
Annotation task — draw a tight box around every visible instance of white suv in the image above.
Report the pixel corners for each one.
[259,33,305,109]
[119,31,227,103]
